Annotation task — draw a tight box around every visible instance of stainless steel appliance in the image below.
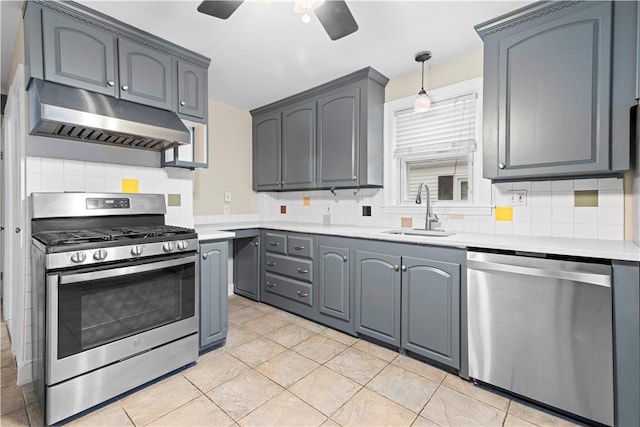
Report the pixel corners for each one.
[467,251,613,426]
[31,192,199,425]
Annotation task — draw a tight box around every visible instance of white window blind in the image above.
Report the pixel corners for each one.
[393,93,477,160]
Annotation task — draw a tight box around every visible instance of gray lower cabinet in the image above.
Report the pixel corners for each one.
[477,1,637,180]
[41,8,117,96]
[282,101,316,190]
[118,38,173,111]
[401,256,460,368]
[233,236,260,301]
[199,241,228,350]
[253,112,282,191]
[177,60,206,119]
[260,231,316,319]
[354,250,402,347]
[315,239,355,335]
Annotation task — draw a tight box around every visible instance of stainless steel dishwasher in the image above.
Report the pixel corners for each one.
[467,251,613,426]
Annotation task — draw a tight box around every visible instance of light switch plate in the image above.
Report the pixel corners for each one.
[509,190,527,206]
[224,192,232,203]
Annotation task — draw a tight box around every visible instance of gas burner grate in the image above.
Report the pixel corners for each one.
[34,230,112,246]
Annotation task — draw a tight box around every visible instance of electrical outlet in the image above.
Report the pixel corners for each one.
[509,190,527,206]
[223,205,230,215]
[224,192,232,203]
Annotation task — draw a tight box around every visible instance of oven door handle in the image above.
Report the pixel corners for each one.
[58,255,196,285]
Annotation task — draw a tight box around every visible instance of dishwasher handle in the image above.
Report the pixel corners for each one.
[467,259,611,288]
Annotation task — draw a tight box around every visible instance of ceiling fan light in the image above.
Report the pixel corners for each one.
[414,89,431,113]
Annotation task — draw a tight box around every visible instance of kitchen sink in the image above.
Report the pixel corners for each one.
[382,229,455,237]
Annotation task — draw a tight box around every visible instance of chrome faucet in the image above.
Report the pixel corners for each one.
[416,183,438,230]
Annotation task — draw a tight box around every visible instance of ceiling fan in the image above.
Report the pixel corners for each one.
[197,0,359,41]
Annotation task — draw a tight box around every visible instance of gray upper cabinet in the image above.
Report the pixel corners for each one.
[118,39,173,111]
[355,250,402,347]
[177,60,206,119]
[199,241,229,350]
[251,67,388,192]
[401,256,460,369]
[477,1,638,180]
[317,87,360,188]
[282,101,316,190]
[253,112,282,191]
[41,9,117,96]
[25,1,210,121]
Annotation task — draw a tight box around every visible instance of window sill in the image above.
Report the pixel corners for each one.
[382,204,493,216]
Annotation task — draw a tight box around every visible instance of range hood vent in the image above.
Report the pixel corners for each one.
[28,79,190,151]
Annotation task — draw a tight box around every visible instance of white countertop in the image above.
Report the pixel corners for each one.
[196,221,640,262]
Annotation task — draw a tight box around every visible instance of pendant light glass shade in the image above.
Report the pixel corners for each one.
[414,89,431,112]
[414,51,432,113]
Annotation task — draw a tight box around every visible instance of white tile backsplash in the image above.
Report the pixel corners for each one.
[258,177,627,240]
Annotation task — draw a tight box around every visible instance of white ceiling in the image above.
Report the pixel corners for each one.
[2,0,533,110]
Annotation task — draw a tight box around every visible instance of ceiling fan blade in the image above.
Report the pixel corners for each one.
[197,1,244,19]
[315,0,359,41]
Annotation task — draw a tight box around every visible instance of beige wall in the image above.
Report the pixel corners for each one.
[385,48,483,102]
[193,99,257,215]
[6,19,24,92]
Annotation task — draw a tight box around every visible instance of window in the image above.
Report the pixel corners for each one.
[383,78,491,214]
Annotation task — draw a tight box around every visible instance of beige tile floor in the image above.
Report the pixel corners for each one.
[1,296,583,427]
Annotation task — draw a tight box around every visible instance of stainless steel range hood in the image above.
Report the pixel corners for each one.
[28,79,190,151]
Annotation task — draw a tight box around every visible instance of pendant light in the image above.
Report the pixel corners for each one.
[414,51,432,113]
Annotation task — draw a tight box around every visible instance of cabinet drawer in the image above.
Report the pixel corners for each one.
[264,273,313,306]
[265,232,286,254]
[287,235,314,259]
[265,254,313,283]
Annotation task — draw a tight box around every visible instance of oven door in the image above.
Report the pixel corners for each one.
[46,254,198,385]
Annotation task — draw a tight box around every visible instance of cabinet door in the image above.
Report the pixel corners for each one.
[233,237,260,301]
[118,38,173,110]
[42,9,117,96]
[318,245,350,321]
[200,241,228,349]
[253,112,282,191]
[401,256,460,368]
[282,101,316,190]
[177,61,206,119]
[494,2,612,179]
[317,87,360,188]
[355,250,401,346]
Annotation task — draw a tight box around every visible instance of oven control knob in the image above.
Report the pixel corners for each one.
[93,249,108,261]
[70,252,86,264]
[162,242,175,253]
[177,240,189,250]
[131,245,143,256]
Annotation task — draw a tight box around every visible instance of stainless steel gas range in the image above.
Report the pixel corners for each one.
[30,192,199,425]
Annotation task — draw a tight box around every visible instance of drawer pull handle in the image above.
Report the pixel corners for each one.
[266,261,277,267]
[294,245,305,250]
[266,282,276,288]
[297,290,308,298]
[297,268,308,274]
[270,242,280,247]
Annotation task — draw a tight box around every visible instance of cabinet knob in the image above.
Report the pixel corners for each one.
[393,264,400,271]
[296,290,308,298]
[180,101,186,106]
[342,255,348,262]
[253,241,259,247]
[121,85,129,91]
[498,163,506,170]
[352,175,357,181]
[15,227,21,233]
[107,80,115,87]
[401,265,407,272]
[276,181,280,185]
[282,181,286,185]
